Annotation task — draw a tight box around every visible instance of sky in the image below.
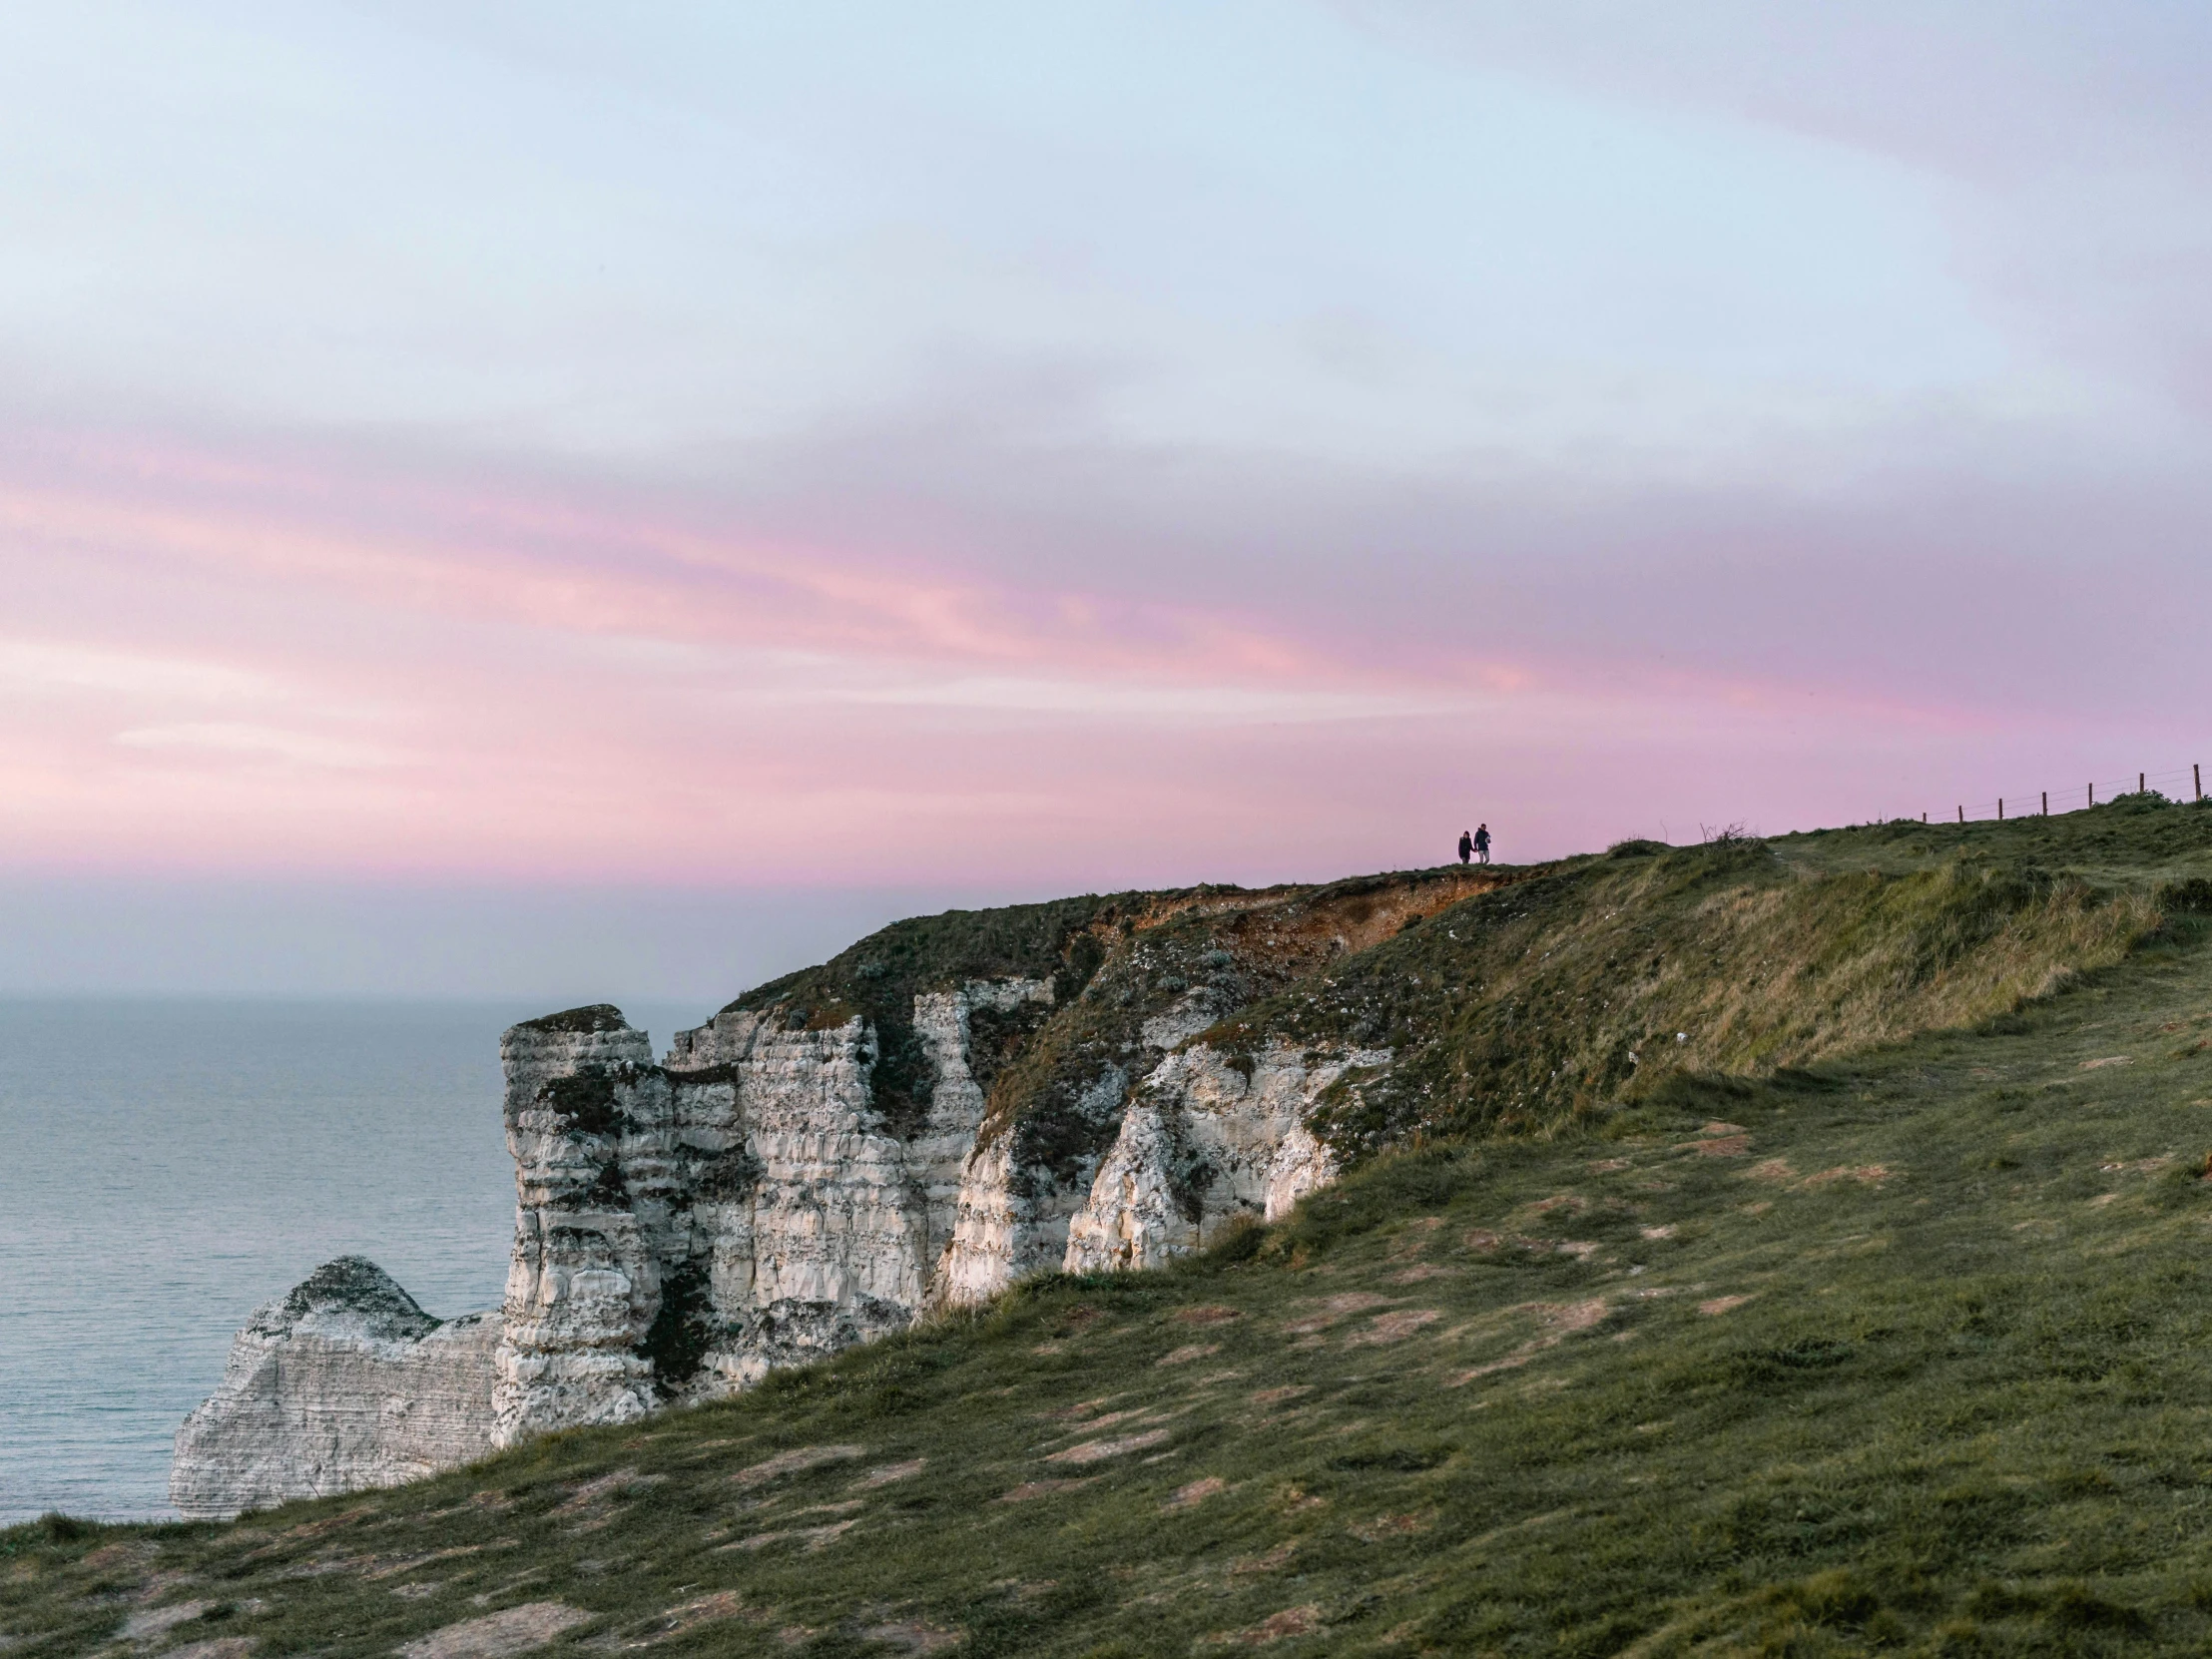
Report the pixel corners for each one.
[5,1,2211,1002]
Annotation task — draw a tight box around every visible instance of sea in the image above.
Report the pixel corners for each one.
[0,996,709,1526]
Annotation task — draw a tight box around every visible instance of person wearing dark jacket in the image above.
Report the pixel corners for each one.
[1473,824,1491,864]
[1457,830,1472,864]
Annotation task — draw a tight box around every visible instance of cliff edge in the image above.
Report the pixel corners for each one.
[173,868,1498,1514]
[52,804,2212,1651]
[177,822,2164,1515]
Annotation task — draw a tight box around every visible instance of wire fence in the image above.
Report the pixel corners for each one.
[1907,763,2205,826]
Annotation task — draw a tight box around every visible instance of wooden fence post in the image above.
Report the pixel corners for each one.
[2089,782,2095,807]
[2140,772,2146,794]
[2042,791,2047,816]
[1998,798,2004,820]
[1957,805,1964,825]
[2197,763,2202,802]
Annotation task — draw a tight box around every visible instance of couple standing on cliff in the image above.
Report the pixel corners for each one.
[1457,825,1490,865]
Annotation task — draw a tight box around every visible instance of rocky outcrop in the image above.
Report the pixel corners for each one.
[177,869,1505,1512]
[936,1062,1129,1307]
[659,978,1054,1388]
[170,1258,497,1518]
[1059,1102,1189,1275]
[1061,1041,1383,1274]
[494,1007,672,1443]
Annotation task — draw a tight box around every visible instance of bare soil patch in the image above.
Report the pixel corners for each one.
[120,1600,214,1641]
[1532,1299,1609,1334]
[1799,1165,1893,1188]
[1389,1263,1454,1283]
[1037,1395,1118,1422]
[1351,1511,1434,1541]
[1349,1309,1440,1345]
[859,1619,962,1654]
[553,1467,664,1517]
[1164,1476,1227,1510]
[852,1459,926,1488]
[396,1601,591,1659]
[1204,1605,1323,1645]
[731,1445,866,1490]
[1230,1541,1298,1576]
[1157,1344,1221,1366]
[1173,1305,1243,1326]
[995,1478,1096,1503]
[1047,1429,1171,1465]
[723,1518,860,1553]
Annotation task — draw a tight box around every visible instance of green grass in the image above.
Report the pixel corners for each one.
[16,807,2212,1657]
[1225,832,2169,1157]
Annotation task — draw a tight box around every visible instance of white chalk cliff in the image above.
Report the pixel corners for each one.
[1060,1041,1384,1274]
[170,1259,497,1517]
[174,869,1494,1515]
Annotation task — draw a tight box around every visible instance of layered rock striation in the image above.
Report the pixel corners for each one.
[495,1006,672,1441]
[170,1258,497,1517]
[175,867,1503,1514]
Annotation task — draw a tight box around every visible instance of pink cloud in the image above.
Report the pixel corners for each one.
[0,430,1345,687]
[0,424,2188,887]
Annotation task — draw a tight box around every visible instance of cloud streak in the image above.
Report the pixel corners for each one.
[2,417,2179,892]
[0,2,2206,926]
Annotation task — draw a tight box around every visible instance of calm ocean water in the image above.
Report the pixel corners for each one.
[0,997,707,1526]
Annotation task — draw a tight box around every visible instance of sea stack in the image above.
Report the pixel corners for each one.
[169,1258,497,1518]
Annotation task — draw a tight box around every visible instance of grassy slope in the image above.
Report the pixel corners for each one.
[1227,830,2162,1159]
[14,808,2212,1657]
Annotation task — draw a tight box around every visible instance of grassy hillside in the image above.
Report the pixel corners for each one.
[1231,830,2164,1158]
[13,803,2212,1658]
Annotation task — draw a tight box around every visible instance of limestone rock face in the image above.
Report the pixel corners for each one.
[175,867,1499,1509]
[910,981,1056,1272]
[172,984,1072,1512]
[660,978,1055,1389]
[494,1007,668,1443]
[1061,1041,1383,1275]
[1060,1102,1185,1274]
[170,1257,497,1519]
[938,1062,1129,1305]
[935,1136,1035,1307]
[1264,1122,1343,1223]
[666,1006,925,1390]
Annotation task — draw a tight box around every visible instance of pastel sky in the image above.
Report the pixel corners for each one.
[6,2,2211,1000]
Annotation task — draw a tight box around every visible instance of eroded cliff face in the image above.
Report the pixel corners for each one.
[1060,1041,1384,1274]
[170,1259,497,1519]
[654,978,1054,1391]
[934,870,1492,1303]
[494,1007,671,1443]
[935,1061,1128,1306]
[175,866,1510,1512]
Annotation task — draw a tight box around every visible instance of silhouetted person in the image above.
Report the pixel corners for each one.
[1473,824,1490,864]
[1457,830,1472,864]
